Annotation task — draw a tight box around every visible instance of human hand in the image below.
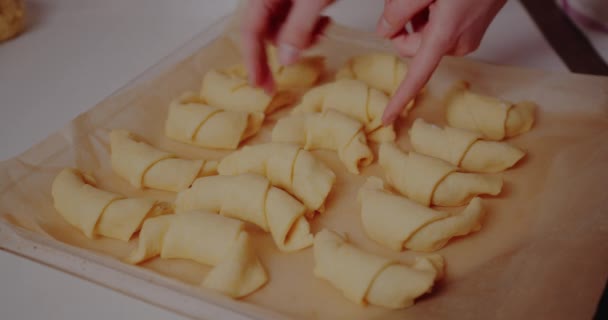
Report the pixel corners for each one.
[378,0,507,124]
[242,0,333,93]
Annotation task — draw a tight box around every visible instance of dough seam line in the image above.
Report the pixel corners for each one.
[364,86,373,123]
[190,109,222,141]
[139,155,175,189]
[428,168,457,206]
[454,134,478,167]
[361,260,395,306]
[90,195,124,238]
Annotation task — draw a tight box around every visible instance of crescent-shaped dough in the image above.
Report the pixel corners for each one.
[272,110,374,174]
[200,69,295,114]
[165,93,264,150]
[445,81,536,140]
[313,229,443,309]
[110,130,217,192]
[217,143,336,212]
[51,168,171,240]
[291,78,396,142]
[336,53,416,113]
[126,212,267,298]
[358,177,485,252]
[410,119,526,173]
[336,53,406,96]
[227,46,324,90]
[379,143,502,206]
[175,174,313,252]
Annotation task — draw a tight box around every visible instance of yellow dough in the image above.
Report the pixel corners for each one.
[291,78,396,142]
[358,177,485,252]
[410,119,526,173]
[313,229,443,309]
[0,0,25,42]
[126,212,267,298]
[110,130,217,192]
[51,168,171,241]
[200,69,295,114]
[217,143,335,212]
[336,53,416,112]
[336,53,407,95]
[227,46,324,90]
[379,143,502,206]
[165,93,264,150]
[272,110,374,174]
[175,174,313,252]
[445,81,536,140]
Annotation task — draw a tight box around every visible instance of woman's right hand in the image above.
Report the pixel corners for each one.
[378,0,506,124]
[241,0,333,94]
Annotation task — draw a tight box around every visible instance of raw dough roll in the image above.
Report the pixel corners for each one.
[336,53,407,95]
[313,229,444,309]
[165,93,264,150]
[410,119,526,173]
[51,168,171,241]
[217,143,336,212]
[292,78,396,142]
[126,212,267,298]
[336,53,416,112]
[272,110,374,174]
[175,174,313,252]
[110,130,217,192]
[445,81,536,140]
[227,46,324,90]
[358,177,485,252]
[201,69,295,114]
[379,143,502,206]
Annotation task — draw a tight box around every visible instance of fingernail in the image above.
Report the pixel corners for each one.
[377,18,391,37]
[278,43,300,66]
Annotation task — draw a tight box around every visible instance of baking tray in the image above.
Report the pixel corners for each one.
[1,7,607,320]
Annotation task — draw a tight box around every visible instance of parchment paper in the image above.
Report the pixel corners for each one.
[1,7,608,320]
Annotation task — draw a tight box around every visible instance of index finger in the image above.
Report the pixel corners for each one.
[242,0,275,92]
[382,26,452,124]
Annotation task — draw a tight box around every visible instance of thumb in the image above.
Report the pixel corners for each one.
[276,0,333,65]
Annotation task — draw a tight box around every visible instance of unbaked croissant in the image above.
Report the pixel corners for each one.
[227,46,324,90]
[336,53,418,114]
[217,143,335,212]
[200,69,295,114]
[336,53,407,96]
[445,81,536,140]
[51,168,171,241]
[313,229,444,309]
[175,174,313,252]
[126,211,267,298]
[110,130,217,192]
[379,143,502,206]
[272,110,374,174]
[165,93,264,150]
[410,119,526,173]
[291,78,396,142]
[358,177,485,252]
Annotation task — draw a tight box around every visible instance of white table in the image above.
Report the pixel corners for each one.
[0,1,596,319]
